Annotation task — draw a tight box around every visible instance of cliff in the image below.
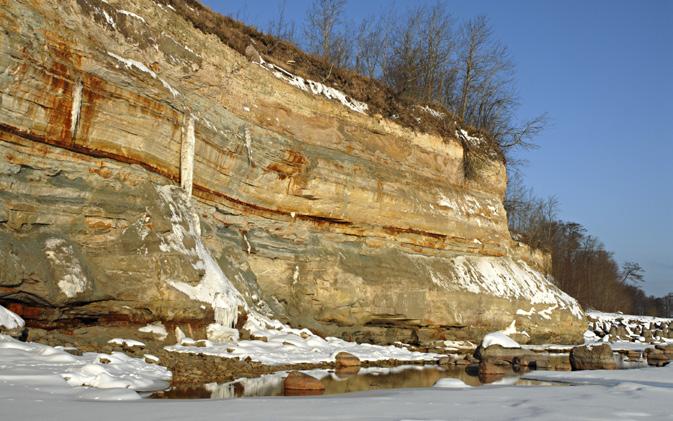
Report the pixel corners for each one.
[0,0,585,344]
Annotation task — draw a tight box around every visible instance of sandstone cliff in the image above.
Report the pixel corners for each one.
[0,0,585,344]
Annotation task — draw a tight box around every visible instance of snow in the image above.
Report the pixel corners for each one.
[138,322,168,341]
[449,256,584,319]
[107,338,145,348]
[255,58,368,114]
[156,186,246,329]
[481,332,521,349]
[516,307,536,316]
[588,310,673,327]
[107,51,156,77]
[118,10,146,23]
[101,9,117,30]
[107,52,180,98]
[160,78,180,97]
[144,354,160,363]
[587,310,673,342]
[456,128,484,147]
[524,364,673,388]
[418,105,445,119]
[167,312,439,365]
[70,79,82,137]
[442,339,475,351]
[0,305,24,330]
[433,377,470,388]
[44,238,89,298]
[0,334,170,401]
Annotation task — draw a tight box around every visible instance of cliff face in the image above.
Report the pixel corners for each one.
[0,0,585,343]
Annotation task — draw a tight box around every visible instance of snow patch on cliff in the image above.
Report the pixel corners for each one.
[418,105,446,119]
[156,186,246,328]
[44,239,89,298]
[256,58,368,114]
[456,128,484,147]
[107,51,180,98]
[450,256,583,319]
[118,10,146,23]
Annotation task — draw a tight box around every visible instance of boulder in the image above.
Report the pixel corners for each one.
[655,344,673,359]
[283,371,325,392]
[570,344,617,370]
[335,351,361,368]
[645,349,669,367]
[474,344,536,366]
[533,353,572,371]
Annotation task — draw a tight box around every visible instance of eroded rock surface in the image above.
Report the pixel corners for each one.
[0,0,585,344]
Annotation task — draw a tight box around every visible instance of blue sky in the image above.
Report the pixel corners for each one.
[202,0,673,296]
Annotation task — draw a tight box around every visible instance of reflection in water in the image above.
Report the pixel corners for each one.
[151,365,559,400]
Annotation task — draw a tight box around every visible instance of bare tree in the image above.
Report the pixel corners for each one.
[381,3,454,101]
[304,0,351,67]
[453,16,547,155]
[267,0,296,43]
[620,261,645,284]
[352,14,392,79]
[457,16,487,119]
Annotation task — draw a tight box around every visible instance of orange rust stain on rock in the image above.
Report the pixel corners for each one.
[43,31,82,69]
[85,217,114,230]
[88,165,113,179]
[7,302,43,319]
[45,71,74,146]
[266,149,308,180]
[37,33,83,147]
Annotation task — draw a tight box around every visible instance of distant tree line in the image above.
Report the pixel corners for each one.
[266,0,545,160]
[506,173,672,317]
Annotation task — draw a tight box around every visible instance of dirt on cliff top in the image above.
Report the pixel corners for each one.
[159,0,503,163]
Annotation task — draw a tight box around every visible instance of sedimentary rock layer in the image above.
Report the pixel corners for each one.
[0,0,585,343]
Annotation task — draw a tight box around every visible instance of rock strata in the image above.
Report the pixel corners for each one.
[0,0,585,344]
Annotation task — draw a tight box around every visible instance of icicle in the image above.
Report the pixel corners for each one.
[180,114,195,197]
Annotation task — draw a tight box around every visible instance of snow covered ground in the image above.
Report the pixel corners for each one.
[3,303,673,420]
[3,362,673,420]
[168,312,440,365]
[588,310,673,326]
[0,333,170,401]
[587,310,673,342]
